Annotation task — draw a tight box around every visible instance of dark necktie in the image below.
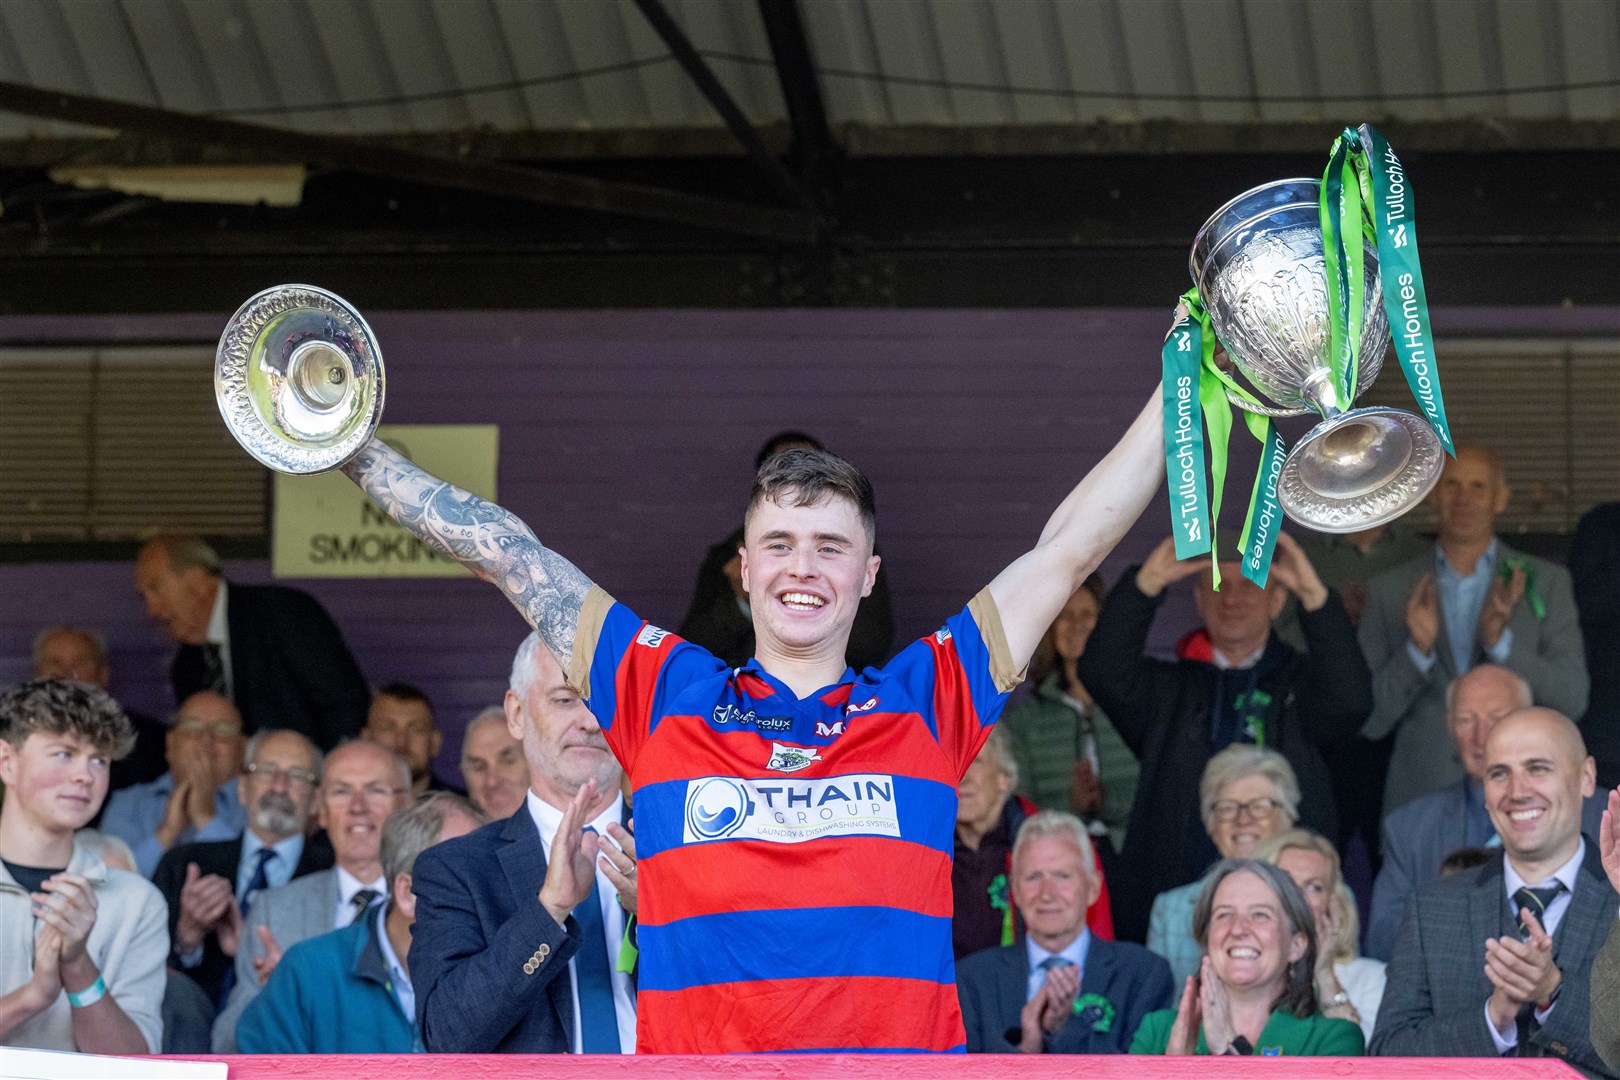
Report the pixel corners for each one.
[200,643,227,695]
[1512,883,1565,940]
[348,888,381,927]
[238,848,276,920]
[573,877,622,1053]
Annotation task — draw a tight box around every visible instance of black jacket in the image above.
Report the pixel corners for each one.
[154,831,335,1004]
[171,582,369,750]
[1077,569,1372,943]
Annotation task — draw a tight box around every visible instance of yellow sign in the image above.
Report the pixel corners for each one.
[273,424,498,578]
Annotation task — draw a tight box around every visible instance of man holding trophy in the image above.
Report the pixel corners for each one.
[211,122,1448,1053]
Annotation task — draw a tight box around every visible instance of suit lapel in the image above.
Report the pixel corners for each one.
[1554,844,1616,966]
[1000,945,1030,1028]
[496,807,573,1042]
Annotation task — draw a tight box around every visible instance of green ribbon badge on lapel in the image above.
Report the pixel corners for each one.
[988,873,1014,947]
[1072,992,1116,1033]
[1500,557,1546,619]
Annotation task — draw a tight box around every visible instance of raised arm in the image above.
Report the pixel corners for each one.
[988,388,1164,671]
[342,439,593,664]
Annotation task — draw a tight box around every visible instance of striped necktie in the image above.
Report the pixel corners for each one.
[1512,883,1565,940]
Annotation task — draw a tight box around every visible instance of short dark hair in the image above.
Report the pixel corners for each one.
[744,448,876,548]
[0,679,134,759]
[1192,858,1318,1019]
[374,682,434,717]
[755,431,823,470]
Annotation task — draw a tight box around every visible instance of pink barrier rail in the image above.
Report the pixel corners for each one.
[171,1056,1585,1079]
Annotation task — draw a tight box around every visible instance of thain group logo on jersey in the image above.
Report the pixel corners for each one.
[682,773,901,845]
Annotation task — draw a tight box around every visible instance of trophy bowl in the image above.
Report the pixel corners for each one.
[215,285,385,474]
[1189,178,1443,533]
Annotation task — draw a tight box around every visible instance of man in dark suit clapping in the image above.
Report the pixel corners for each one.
[1372,708,1618,1077]
[957,810,1173,1054]
[409,633,639,1053]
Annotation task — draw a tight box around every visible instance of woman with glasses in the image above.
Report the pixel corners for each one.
[1147,745,1298,985]
[1255,829,1385,1040]
[1131,859,1363,1056]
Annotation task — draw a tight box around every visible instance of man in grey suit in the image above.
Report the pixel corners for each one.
[1372,707,1618,1077]
[1367,665,1607,960]
[211,739,412,1051]
[1359,445,1588,814]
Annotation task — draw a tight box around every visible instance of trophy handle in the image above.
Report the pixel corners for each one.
[1226,390,1312,419]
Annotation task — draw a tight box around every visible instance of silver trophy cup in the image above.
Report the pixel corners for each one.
[215,285,385,473]
[1189,178,1443,533]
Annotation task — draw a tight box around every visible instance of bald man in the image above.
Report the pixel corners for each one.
[1359,445,1588,814]
[1372,709,1617,1076]
[1367,665,1609,960]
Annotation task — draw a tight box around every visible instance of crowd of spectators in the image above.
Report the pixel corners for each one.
[3,439,1620,1069]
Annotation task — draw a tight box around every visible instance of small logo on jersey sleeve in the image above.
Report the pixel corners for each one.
[766,742,821,773]
[635,624,669,648]
[681,774,900,845]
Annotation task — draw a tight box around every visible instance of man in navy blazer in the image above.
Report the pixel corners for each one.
[957,810,1173,1054]
[411,634,639,1053]
[1367,665,1607,960]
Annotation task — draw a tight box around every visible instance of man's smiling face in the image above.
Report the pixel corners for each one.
[739,492,878,661]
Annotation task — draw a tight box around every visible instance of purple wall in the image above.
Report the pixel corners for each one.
[3,304,1616,784]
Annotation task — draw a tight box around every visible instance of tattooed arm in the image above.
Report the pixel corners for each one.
[341,439,593,662]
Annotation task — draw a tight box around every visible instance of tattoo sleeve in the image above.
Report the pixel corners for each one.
[341,438,593,662]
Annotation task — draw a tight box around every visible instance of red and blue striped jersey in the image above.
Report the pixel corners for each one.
[570,585,1021,1053]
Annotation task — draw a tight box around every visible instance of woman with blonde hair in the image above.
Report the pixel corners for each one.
[1255,828,1386,1040]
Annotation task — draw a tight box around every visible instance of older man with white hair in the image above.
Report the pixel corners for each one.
[957,810,1173,1054]
[458,705,530,820]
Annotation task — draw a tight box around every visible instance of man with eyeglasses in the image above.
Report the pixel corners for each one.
[211,739,412,1052]
[100,692,247,878]
[1078,530,1372,943]
[153,729,331,1009]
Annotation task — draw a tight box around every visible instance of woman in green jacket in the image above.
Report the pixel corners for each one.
[1131,859,1363,1057]
[1000,572,1138,852]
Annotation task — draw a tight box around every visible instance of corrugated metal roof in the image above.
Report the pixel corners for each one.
[0,0,1616,141]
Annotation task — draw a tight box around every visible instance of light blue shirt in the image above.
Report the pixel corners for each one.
[236,829,306,899]
[1025,927,1091,1004]
[374,902,415,1024]
[1407,539,1514,675]
[101,770,247,878]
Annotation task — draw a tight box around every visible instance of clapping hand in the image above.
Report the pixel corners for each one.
[1600,788,1620,894]
[1164,974,1203,1055]
[1405,573,1439,657]
[1018,963,1080,1053]
[538,778,603,928]
[1478,564,1525,650]
[1484,909,1561,1034]
[251,924,284,985]
[597,818,638,917]
[1197,955,1237,1055]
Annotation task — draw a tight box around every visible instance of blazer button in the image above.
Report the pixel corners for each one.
[523,960,537,975]
[538,944,550,958]
[1550,1041,1569,1057]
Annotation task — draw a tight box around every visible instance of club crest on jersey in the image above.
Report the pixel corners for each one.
[681,774,900,845]
[845,696,879,716]
[766,742,821,773]
[635,624,669,648]
[815,720,844,737]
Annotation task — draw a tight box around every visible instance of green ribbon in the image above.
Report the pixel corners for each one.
[1320,125,1456,456]
[617,914,639,975]
[1236,420,1287,588]
[989,873,1014,947]
[1500,557,1547,620]
[1179,289,1284,589]
[1160,305,1213,561]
